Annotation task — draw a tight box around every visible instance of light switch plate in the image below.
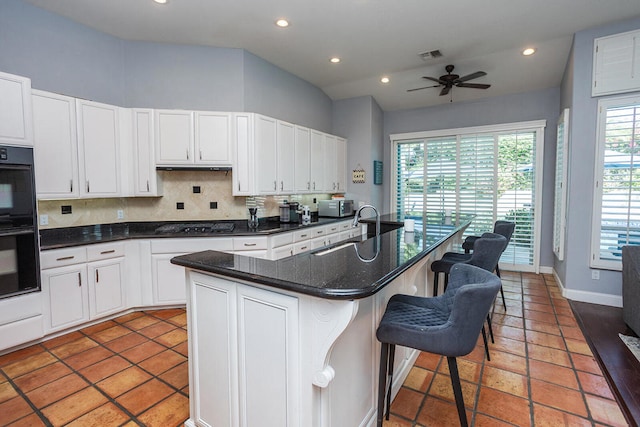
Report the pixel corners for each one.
[117,209,124,219]
[40,215,48,226]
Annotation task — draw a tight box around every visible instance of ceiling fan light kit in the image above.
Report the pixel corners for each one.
[408,64,491,101]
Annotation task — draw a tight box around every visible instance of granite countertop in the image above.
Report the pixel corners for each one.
[171,213,473,300]
[38,215,355,250]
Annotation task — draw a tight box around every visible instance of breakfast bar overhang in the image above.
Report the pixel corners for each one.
[172,214,472,427]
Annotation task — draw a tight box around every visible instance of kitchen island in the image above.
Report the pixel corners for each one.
[172,213,472,427]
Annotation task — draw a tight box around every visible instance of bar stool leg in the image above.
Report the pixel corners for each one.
[385,345,395,421]
[447,357,468,427]
[496,265,507,310]
[433,273,439,296]
[481,326,491,361]
[377,343,389,427]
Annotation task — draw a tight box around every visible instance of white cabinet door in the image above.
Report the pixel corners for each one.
[294,126,311,193]
[310,130,324,192]
[76,99,120,197]
[189,276,237,427]
[0,71,33,147]
[276,120,295,194]
[195,111,232,166]
[335,137,347,193]
[232,113,254,196]
[32,90,79,199]
[152,253,187,305]
[237,285,299,427]
[155,110,193,165]
[88,258,125,318]
[132,109,161,196]
[255,115,278,194]
[42,264,89,333]
[324,134,338,192]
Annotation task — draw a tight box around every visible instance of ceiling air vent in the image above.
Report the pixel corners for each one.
[418,50,443,61]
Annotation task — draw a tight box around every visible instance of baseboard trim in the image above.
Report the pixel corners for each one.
[553,269,623,307]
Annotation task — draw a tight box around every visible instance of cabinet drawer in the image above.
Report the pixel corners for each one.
[269,232,293,249]
[325,223,340,235]
[87,242,125,261]
[293,229,313,242]
[310,227,326,238]
[151,238,233,254]
[233,237,267,251]
[339,220,353,231]
[293,241,312,254]
[41,247,87,269]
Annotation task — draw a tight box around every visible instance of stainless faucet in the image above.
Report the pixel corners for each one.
[352,204,380,237]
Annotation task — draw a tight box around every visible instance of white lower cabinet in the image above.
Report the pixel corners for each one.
[88,258,125,318]
[149,238,234,305]
[188,272,299,427]
[41,243,125,334]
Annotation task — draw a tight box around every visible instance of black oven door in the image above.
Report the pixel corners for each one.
[0,163,35,228]
[0,230,39,297]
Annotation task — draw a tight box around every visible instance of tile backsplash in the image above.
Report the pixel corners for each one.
[37,171,332,229]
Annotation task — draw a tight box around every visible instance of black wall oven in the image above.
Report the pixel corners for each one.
[0,145,40,298]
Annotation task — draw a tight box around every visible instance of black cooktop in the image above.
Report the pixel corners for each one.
[154,222,235,234]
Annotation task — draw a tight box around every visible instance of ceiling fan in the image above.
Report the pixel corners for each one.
[408,64,491,97]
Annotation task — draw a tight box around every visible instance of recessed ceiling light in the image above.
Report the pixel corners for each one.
[153,0,168,4]
[275,19,289,28]
[522,48,536,56]
[380,77,390,84]
[330,57,341,64]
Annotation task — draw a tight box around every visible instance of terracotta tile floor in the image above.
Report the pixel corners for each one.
[0,308,189,427]
[383,271,629,427]
[0,272,630,426]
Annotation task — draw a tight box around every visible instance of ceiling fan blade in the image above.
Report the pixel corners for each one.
[407,85,440,92]
[422,76,444,84]
[457,83,491,89]
[439,86,451,96]
[454,71,487,83]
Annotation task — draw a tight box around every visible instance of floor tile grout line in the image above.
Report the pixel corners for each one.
[12,312,187,426]
[0,367,54,427]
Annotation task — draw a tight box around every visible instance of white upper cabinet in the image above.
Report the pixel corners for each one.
[335,137,347,193]
[0,71,33,147]
[294,126,311,193]
[255,114,278,194]
[155,109,193,165]
[155,109,233,167]
[32,90,80,199]
[593,29,640,96]
[276,120,295,194]
[323,134,338,192]
[232,113,254,196]
[76,99,121,197]
[132,109,161,196]
[195,111,232,166]
[310,130,325,193]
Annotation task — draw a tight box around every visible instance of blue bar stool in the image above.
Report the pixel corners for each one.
[376,264,501,427]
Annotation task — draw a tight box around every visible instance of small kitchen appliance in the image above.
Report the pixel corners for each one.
[279,202,290,223]
[301,205,311,225]
[289,202,300,223]
[318,199,354,217]
[248,208,259,229]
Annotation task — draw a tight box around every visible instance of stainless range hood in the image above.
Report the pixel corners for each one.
[156,166,231,171]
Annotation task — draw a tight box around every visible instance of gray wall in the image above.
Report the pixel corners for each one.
[383,88,560,269]
[0,0,332,129]
[243,52,332,132]
[333,96,384,208]
[557,16,640,300]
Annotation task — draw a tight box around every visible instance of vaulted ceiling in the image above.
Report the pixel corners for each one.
[23,0,640,111]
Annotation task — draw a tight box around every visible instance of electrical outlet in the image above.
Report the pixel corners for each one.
[210,201,218,209]
[117,209,124,219]
[592,270,600,280]
[193,186,201,194]
[177,202,185,210]
[40,214,48,226]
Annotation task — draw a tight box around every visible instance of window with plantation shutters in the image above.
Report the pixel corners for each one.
[392,120,545,272]
[553,109,569,261]
[592,95,640,270]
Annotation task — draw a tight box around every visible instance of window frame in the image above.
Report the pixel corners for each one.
[591,94,640,270]
[390,120,546,273]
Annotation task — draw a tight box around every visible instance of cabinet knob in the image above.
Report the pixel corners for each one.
[86,181,90,193]
[186,149,189,160]
[273,181,277,190]
[78,272,82,287]
[146,180,150,192]
[70,180,73,192]
[281,181,283,191]
[96,269,99,283]
[307,182,310,190]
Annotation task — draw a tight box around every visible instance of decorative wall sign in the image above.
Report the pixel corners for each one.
[352,165,366,183]
[374,160,383,185]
